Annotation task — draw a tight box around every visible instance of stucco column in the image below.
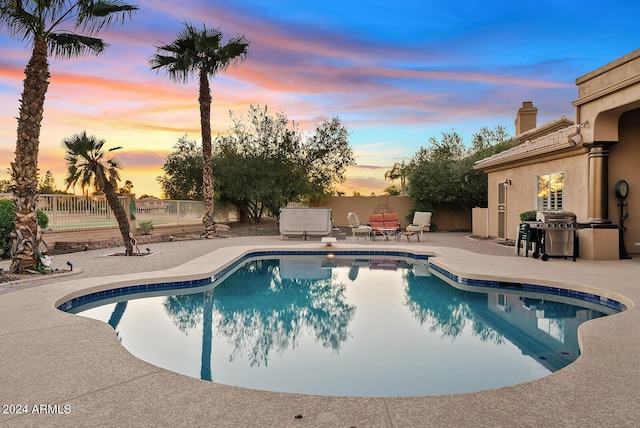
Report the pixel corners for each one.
[585,141,617,223]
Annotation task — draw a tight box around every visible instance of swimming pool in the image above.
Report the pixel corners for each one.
[60,250,622,397]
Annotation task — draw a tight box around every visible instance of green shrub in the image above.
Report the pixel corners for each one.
[0,200,50,259]
[0,199,15,259]
[519,210,537,222]
[138,220,154,235]
[36,209,49,230]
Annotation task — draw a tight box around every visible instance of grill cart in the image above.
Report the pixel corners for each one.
[529,211,578,262]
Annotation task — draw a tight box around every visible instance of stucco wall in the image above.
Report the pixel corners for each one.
[574,49,640,142]
[476,49,640,253]
[486,153,588,240]
[315,196,471,231]
[609,108,640,249]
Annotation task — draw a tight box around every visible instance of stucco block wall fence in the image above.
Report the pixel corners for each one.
[52,232,174,253]
[316,195,471,231]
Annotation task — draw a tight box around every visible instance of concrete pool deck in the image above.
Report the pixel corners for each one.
[1,233,639,427]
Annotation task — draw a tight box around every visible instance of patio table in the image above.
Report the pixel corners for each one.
[375,227,400,241]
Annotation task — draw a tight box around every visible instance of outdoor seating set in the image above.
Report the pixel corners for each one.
[277,207,431,243]
[347,211,431,242]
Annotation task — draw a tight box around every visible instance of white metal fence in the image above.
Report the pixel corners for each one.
[31,194,237,232]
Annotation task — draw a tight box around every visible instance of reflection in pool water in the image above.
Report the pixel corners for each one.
[73,256,618,397]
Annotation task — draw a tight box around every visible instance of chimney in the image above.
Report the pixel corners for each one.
[514,101,538,136]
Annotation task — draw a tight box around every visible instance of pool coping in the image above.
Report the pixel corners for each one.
[2,240,640,427]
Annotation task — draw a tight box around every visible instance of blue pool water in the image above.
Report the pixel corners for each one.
[65,254,620,397]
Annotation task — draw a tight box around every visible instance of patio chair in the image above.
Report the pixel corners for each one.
[516,223,541,257]
[347,212,372,240]
[404,211,432,241]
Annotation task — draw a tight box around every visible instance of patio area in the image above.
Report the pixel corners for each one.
[1,232,639,427]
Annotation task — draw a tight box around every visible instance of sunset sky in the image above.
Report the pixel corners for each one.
[1,1,638,197]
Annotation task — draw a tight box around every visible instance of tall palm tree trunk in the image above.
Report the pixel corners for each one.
[201,290,213,381]
[199,72,216,237]
[103,181,133,255]
[10,37,50,273]
[108,301,128,330]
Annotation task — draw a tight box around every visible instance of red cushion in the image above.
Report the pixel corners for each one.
[369,213,399,231]
[384,213,398,222]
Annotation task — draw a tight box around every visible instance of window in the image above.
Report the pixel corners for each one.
[537,172,564,211]
[537,317,565,343]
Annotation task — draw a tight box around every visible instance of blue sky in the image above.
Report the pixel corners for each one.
[1,0,638,196]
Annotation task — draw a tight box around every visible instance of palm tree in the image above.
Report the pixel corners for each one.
[123,180,133,194]
[384,161,408,194]
[63,131,134,256]
[1,1,138,272]
[150,21,249,237]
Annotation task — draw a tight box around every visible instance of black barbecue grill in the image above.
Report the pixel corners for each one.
[528,211,577,261]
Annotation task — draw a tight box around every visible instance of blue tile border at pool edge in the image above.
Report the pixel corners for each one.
[428,263,625,311]
[58,250,624,312]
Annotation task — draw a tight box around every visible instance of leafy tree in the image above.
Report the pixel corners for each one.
[37,170,56,194]
[304,116,354,200]
[212,105,354,222]
[1,0,138,272]
[163,259,355,370]
[213,106,306,222]
[403,268,504,344]
[461,125,515,209]
[150,21,250,237]
[63,131,134,256]
[383,184,401,196]
[157,136,204,200]
[406,126,514,215]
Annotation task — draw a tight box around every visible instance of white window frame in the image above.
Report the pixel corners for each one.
[536,172,565,212]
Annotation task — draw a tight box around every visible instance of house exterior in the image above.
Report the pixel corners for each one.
[474,49,640,259]
[136,196,168,213]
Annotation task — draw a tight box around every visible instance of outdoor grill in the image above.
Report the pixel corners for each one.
[529,211,577,261]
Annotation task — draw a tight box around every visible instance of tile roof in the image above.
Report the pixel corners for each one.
[475,122,581,170]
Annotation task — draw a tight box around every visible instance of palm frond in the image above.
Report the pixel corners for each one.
[0,0,39,42]
[149,20,250,83]
[199,30,222,50]
[75,1,139,34]
[48,32,106,58]
[62,131,123,192]
[2,0,137,52]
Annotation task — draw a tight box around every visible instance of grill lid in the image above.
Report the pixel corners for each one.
[536,211,576,223]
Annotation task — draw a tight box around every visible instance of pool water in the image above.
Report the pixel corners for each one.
[73,255,616,397]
